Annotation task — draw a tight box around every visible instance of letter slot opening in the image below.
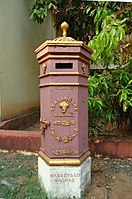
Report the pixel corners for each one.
[55,63,73,69]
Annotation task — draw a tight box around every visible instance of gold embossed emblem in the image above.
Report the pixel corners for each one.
[51,97,78,112]
[59,101,69,113]
[50,97,78,143]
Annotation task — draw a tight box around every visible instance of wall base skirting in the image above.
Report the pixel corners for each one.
[89,136,132,159]
[0,131,131,158]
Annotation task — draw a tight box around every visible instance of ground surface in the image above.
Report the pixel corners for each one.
[0,152,46,199]
[0,152,131,199]
[85,157,132,199]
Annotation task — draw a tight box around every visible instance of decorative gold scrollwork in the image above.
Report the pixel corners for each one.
[82,63,86,74]
[40,118,50,133]
[42,63,47,74]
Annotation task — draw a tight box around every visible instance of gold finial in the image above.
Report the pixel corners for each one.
[61,22,69,37]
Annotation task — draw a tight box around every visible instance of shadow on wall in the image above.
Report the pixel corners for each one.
[0,110,40,130]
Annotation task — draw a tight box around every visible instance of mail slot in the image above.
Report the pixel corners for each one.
[55,63,73,69]
[35,22,92,162]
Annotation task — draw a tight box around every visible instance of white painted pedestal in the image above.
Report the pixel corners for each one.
[38,156,91,199]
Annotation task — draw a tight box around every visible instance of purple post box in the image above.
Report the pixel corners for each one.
[36,22,92,198]
[35,22,92,165]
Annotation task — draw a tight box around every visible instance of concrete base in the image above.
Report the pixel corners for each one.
[38,156,91,198]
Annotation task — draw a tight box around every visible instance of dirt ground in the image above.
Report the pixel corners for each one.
[85,158,132,199]
[0,152,131,199]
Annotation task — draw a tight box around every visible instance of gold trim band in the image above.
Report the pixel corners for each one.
[38,150,91,166]
[38,55,90,64]
[39,72,88,78]
[35,40,93,54]
[39,83,88,88]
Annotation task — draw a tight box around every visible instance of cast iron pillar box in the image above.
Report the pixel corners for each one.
[35,22,92,198]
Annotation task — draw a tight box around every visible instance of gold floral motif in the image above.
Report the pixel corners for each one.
[59,101,69,113]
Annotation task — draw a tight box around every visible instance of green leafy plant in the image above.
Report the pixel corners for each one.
[29,0,55,24]
[88,66,132,136]
[88,16,126,66]
[87,3,132,136]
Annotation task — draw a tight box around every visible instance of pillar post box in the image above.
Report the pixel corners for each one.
[35,22,92,198]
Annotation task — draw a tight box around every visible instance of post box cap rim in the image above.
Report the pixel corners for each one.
[35,40,93,54]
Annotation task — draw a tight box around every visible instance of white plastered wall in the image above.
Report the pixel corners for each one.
[0,0,56,121]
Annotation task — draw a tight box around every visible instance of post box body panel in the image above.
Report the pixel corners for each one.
[40,75,87,85]
[40,85,88,158]
[36,41,91,159]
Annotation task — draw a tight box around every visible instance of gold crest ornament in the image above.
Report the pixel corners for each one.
[59,101,69,113]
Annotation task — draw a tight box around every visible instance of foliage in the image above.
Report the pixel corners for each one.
[87,2,132,136]
[88,16,126,66]
[29,0,56,24]
[88,2,132,66]
[88,66,132,136]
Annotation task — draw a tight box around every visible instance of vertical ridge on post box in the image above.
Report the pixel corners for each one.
[35,21,92,198]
